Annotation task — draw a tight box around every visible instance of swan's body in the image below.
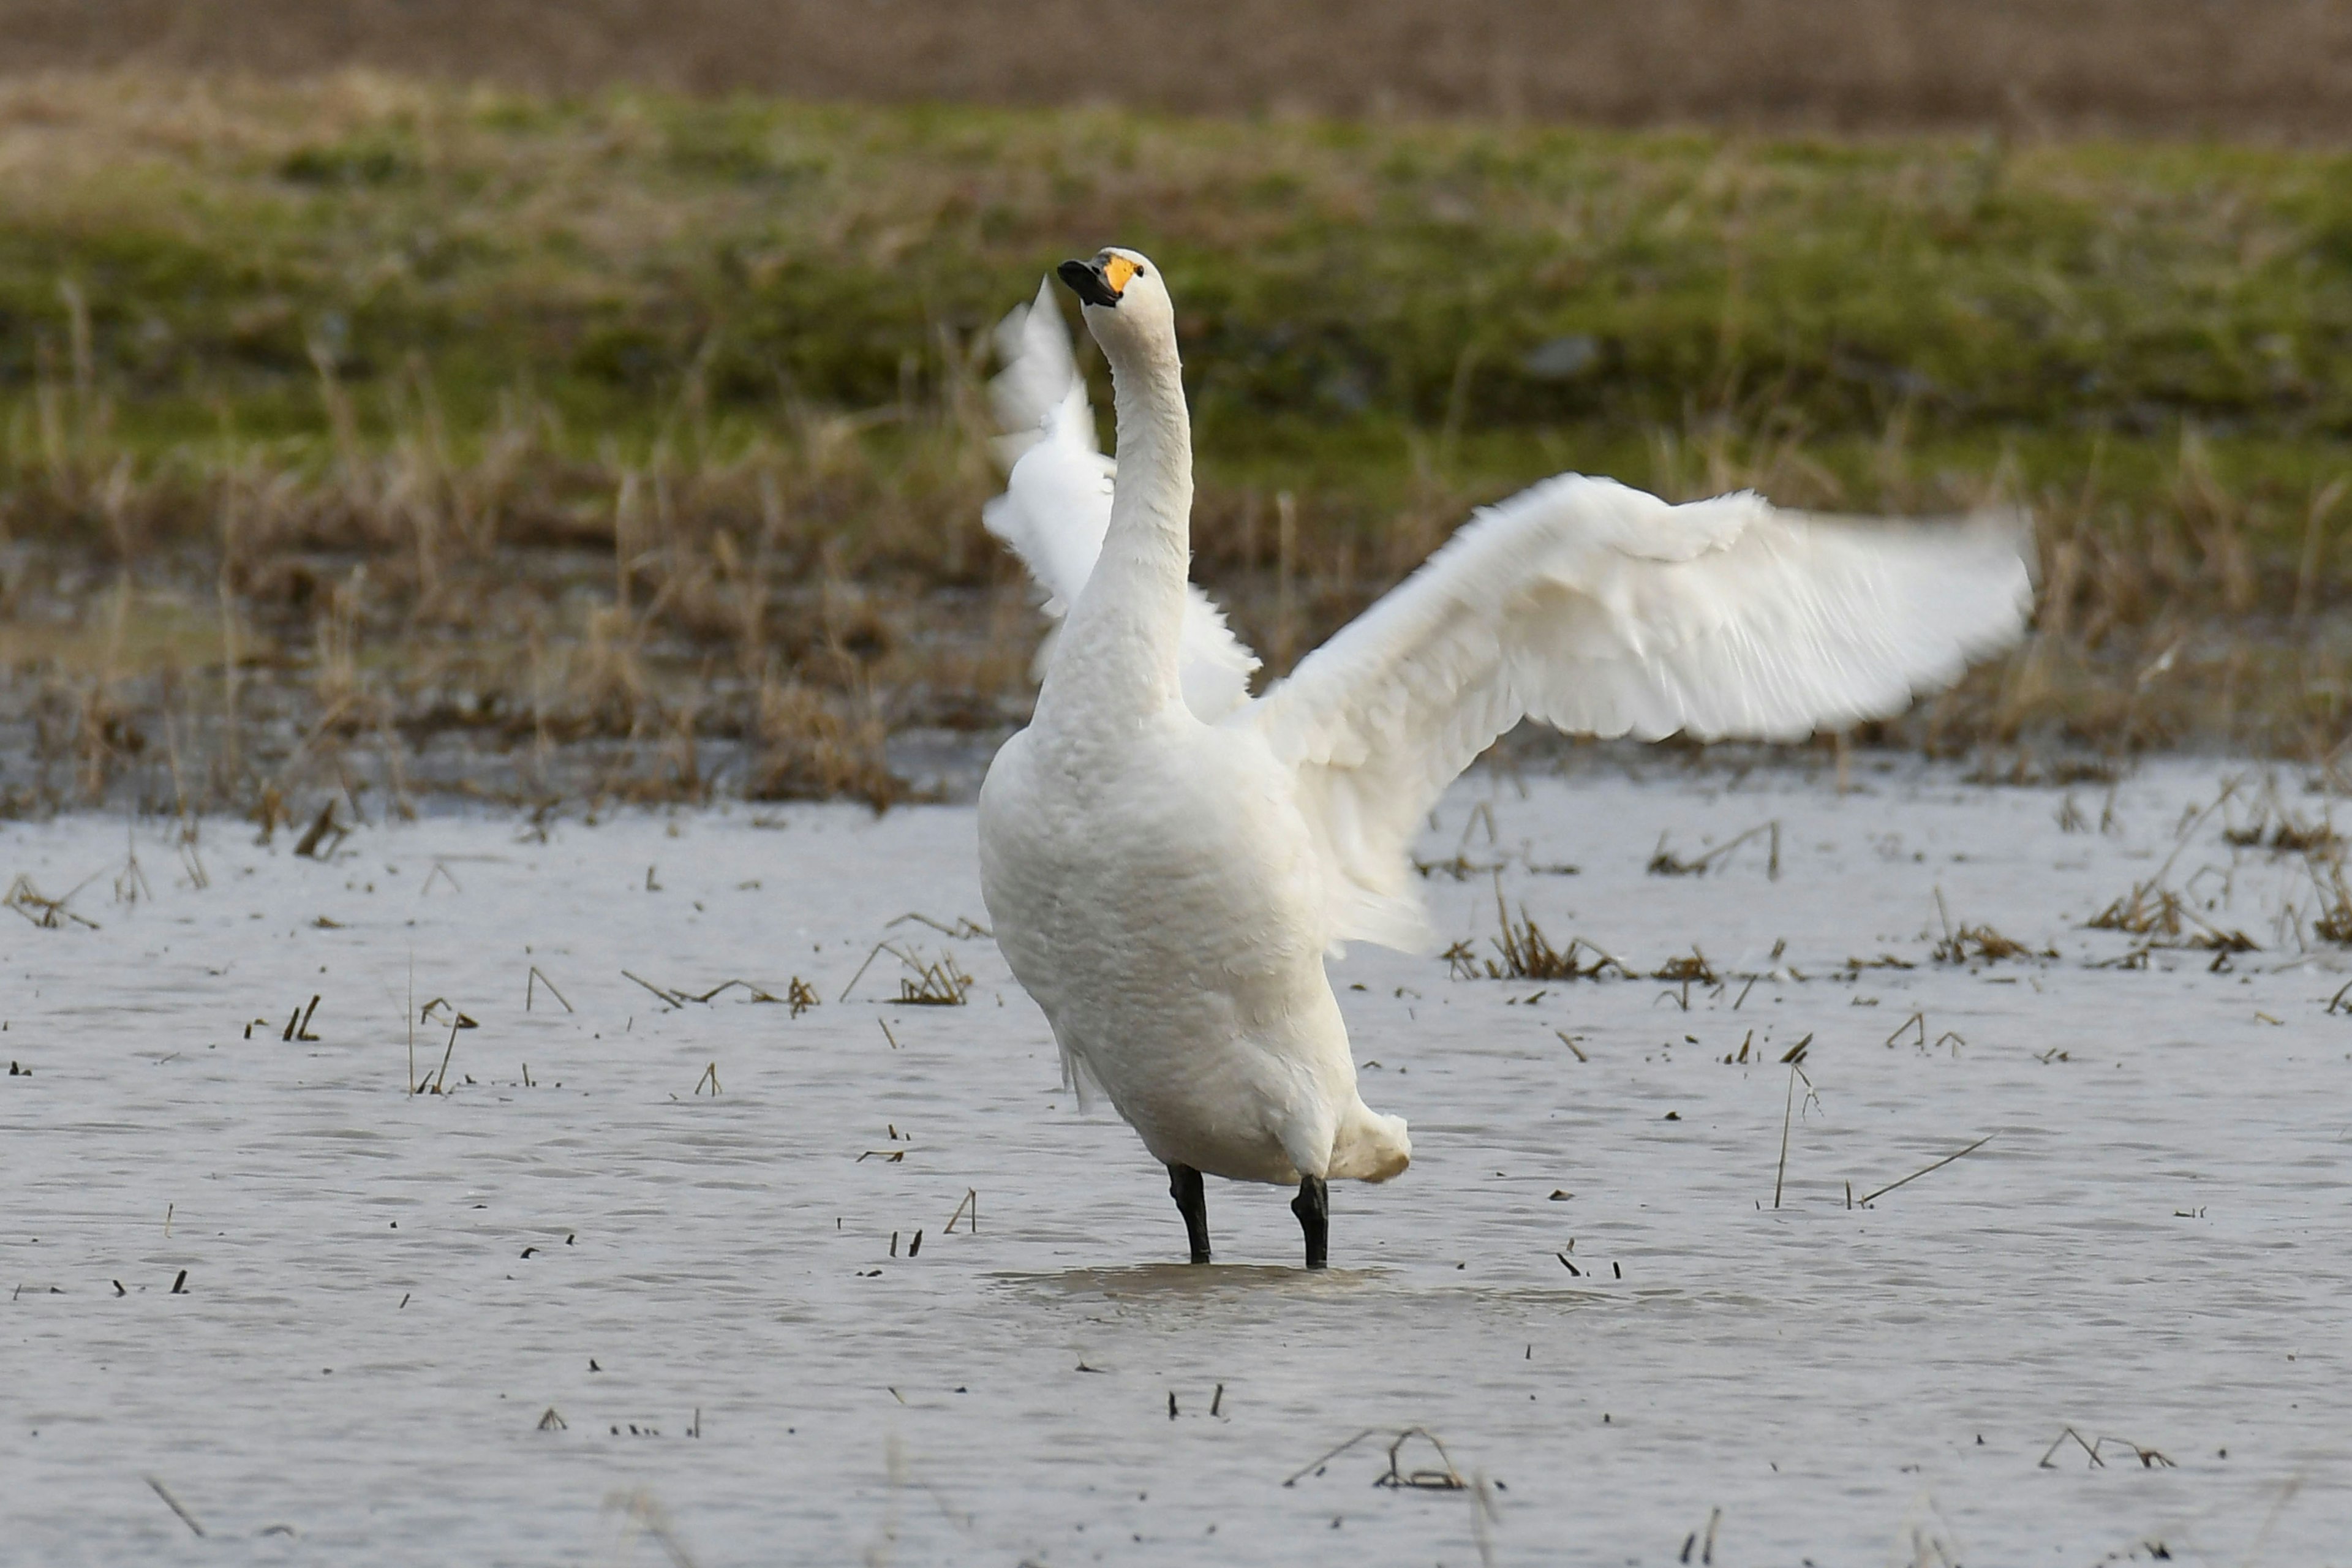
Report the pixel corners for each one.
[978,249,2033,1266]
[981,695,1407,1187]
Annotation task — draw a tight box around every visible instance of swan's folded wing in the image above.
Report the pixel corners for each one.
[982,279,1262,720]
[1249,473,2035,952]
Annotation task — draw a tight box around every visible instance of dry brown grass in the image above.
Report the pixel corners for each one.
[9,358,2352,817]
[7,1,2352,140]
[0,354,1019,813]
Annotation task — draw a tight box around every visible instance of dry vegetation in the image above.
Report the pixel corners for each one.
[3,72,2352,815]
[8,1,2352,140]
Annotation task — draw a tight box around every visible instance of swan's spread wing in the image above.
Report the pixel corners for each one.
[982,398,1115,612]
[1250,474,2034,952]
[983,280,1261,720]
[989,276,1097,470]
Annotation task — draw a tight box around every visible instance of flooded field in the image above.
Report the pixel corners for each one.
[2,756,2347,1565]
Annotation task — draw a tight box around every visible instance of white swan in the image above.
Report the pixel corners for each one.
[976,249,2033,1268]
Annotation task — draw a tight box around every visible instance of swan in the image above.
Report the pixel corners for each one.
[976,248,2032,1268]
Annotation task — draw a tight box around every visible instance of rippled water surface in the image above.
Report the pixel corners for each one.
[4,758,2347,1564]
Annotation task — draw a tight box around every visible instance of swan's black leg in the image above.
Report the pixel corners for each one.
[1290,1174,1329,1270]
[1168,1164,1212,1264]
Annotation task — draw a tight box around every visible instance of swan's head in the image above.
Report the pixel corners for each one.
[1056,247,1175,357]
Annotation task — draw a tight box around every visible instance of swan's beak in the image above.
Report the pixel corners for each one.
[1057,255,1130,309]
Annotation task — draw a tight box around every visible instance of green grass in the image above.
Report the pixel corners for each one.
[4,74,2351,538]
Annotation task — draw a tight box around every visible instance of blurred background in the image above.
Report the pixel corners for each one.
[4,0,2351,816]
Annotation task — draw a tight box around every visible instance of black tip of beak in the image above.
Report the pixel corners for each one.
[1058,258,1120,309]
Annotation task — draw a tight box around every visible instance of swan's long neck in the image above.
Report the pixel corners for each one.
[1036,324,1191,725]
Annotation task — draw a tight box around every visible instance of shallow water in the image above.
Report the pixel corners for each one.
[3,758,2348,1565]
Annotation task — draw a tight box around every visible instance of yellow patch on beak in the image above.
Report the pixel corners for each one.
[1102,254,1140,296]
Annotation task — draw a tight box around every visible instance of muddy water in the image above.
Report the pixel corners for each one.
[2,758,2346,1564]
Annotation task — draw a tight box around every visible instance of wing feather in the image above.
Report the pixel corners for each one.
[989,276,1096,470]
[1250,474,2034,952]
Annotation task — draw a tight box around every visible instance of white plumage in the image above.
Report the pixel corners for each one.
[976,248,2034,1267]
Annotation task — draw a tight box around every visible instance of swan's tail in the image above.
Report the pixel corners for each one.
[1329,1101,1411,1183]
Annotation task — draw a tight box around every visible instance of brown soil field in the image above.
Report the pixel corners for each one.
[7,0,2352,140]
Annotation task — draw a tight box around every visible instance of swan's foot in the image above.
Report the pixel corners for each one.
[1290,1174,1329,1270]
[1167,1164,1212,1264]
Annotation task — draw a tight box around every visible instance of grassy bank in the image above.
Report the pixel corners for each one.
[4,73,2352,813]
[9,75,2352,463]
